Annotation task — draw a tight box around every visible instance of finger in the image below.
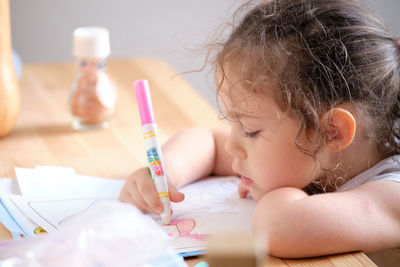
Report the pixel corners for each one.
[168,184,185,203]
[238,181,249,198]
[121,178,154,213]
[119,178,139,204]
[133,200,151,214]
[130,183,155,212]
[137,179,163,213]
[119,188,148,213]
[170,189,185,203]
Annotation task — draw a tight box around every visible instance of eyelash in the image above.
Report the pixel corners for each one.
[244,130,260,138]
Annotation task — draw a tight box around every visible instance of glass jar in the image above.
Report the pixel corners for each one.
[69,27,116,130]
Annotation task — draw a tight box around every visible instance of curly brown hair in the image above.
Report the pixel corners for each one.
[215,0,400,162]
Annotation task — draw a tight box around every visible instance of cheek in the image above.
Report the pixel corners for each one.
[287,150,317,185]
[250,141,317,189]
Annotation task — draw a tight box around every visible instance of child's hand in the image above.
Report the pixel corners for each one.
[119,167,185,214]
[238,180,267,200]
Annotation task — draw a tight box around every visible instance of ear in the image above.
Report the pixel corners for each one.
[320,108,356,152]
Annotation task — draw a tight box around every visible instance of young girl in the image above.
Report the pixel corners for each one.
[120,0,400,258]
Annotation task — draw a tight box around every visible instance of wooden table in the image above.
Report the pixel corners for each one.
[0,59,375,266]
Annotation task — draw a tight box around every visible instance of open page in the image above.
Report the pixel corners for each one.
[2,170,256,256]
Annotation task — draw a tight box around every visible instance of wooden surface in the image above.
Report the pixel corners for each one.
[0,59,375,266]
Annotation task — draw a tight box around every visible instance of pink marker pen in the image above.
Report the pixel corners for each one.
[134,79,171,224]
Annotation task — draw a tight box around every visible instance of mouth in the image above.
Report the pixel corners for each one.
[241,175,253,186]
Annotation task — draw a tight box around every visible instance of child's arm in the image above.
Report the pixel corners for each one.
[119,127,234,213]
[163,127,234,188]
[253,180,400,258]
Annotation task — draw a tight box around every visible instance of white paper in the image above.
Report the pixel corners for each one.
[0,178,21,195]
[15,166,124,198]
[6,171,256,255]
[160,177,256,254]
[0,194,41,237]
[10,195,112,232]
[171,177,255,236]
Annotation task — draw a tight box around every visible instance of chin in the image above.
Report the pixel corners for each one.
[249,187,269,200]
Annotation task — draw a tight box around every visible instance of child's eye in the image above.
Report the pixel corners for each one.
[244,130,260,138]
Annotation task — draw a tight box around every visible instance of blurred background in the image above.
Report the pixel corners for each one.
[10,0,400,108]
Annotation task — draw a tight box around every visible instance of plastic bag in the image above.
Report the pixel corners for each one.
[0,200,186,267]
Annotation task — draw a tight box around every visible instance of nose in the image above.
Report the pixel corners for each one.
[225,128,247,159]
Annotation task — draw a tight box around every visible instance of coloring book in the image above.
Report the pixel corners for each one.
[0,167,256,256]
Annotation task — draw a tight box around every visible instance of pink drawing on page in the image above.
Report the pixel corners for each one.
[168,218,207,241]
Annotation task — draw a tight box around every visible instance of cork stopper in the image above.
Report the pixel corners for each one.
[73,27,110,58]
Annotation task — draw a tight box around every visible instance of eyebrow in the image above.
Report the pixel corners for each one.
[230,110,260,119]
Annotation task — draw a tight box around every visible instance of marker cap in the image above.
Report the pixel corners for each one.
[134,79,155,125]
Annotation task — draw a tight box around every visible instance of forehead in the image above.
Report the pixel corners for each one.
[218,79,280,119]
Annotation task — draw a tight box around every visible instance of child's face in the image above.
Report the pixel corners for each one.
[220,85,322,200]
